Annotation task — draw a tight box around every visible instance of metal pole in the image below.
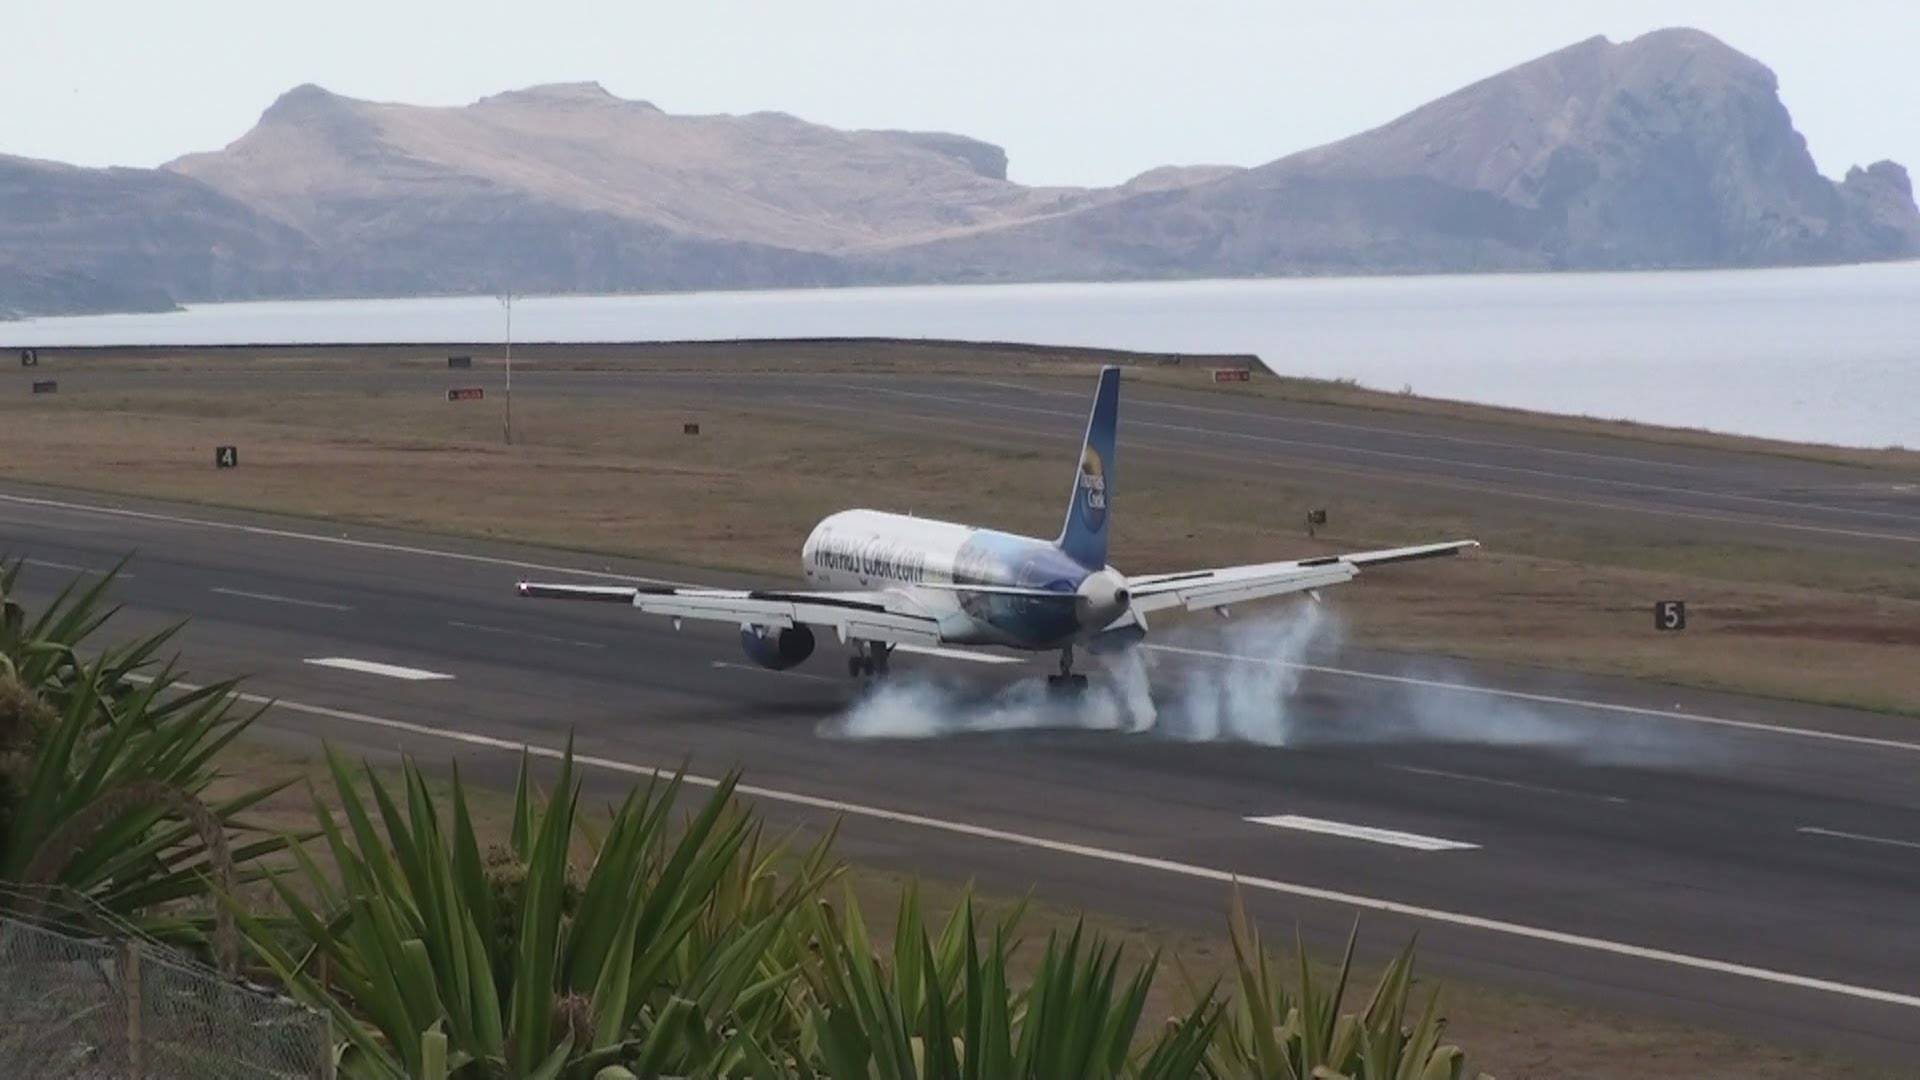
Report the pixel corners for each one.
[502,294,514,445]
[124,940,144,1079]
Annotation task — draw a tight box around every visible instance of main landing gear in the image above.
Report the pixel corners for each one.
[847,640,892,679]
[1047,645,1089,696]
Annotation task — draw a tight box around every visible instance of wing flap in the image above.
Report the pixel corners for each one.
[1127,539,1475,614]
[516,583,642,603]
[1130,563,1357,613]
[521,580,945,647]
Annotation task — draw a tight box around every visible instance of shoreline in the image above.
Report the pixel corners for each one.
[5,261,1914,451]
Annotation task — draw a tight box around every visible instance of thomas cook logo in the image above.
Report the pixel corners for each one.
[1077,447,1108,532]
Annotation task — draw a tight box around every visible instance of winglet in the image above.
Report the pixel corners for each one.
[1056,366,1120,568]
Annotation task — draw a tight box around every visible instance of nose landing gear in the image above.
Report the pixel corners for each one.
[1047,645,1089,696]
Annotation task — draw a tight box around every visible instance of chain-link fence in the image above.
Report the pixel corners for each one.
[0,914,332,1079]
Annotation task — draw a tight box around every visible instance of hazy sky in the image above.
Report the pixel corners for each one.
[7,1,1916,188]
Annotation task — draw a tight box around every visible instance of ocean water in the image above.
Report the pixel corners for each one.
[7,263,1917,448]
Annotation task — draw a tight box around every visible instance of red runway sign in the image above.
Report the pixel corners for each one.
[447,387,485,401]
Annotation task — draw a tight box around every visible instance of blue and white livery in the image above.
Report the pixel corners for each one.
[520,366,1476,689]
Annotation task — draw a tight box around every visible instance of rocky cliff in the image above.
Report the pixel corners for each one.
[879,29,1920,280]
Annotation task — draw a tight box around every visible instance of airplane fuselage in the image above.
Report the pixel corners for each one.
[801,509,1129,649]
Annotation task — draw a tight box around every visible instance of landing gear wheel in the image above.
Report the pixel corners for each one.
[1046,673,1090,696]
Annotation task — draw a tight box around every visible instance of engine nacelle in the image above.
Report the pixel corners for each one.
[739,624,816,670]
[1074,568,1131,632]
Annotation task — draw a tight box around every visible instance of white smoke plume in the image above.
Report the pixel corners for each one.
[818,668,1131,740]
[818,597,1725,766]
[1150,600,1345,745]
[1351,659,1732,765]
[817,600,1343,743]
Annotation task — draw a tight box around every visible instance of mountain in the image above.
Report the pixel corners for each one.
[878,29,1920,280]
[0,154,315,318]
[170,81,1106,252]
[2,28,1915,319]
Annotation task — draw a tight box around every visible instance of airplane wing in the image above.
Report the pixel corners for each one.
[1126,540,1477,615]
[517,582,946,646]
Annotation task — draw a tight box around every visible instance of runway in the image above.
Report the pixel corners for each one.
[5,481,1920,1062]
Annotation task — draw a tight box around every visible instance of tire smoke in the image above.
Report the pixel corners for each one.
[817,600,1345,743]
[1335,659,1730,765]
[817,598,1725,766]
[1151,600,1344,744]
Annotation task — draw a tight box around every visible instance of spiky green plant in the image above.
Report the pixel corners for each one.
[235,744,840,1078]
[1200,893,1483,1080]
[0,558,293,967]
[795,882,1220,1079]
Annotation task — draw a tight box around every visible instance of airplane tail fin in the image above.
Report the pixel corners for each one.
[1056,365,1120,568]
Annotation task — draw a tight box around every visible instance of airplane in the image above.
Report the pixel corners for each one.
[518,366,1476,692]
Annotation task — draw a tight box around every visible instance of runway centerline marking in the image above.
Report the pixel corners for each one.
[447,620,606,650]
[1246,814,1480,852]
[710,660,838,683]
[303,658,454,681]
[1387,764,1630,805]
[19,557,133,579]
[1145,642,1920,755]
[833,382,1920,528]
[212,586,353,612]
[966,378,1722,475]
[176,680,1920,1012]
[1798,826,1920,852]
[0,492,699,587]
[792,399,1918,544]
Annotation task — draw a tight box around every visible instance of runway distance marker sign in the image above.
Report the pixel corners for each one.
[1655,600,1686,631]
[215,446,238,469]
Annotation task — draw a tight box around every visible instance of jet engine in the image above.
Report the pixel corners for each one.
[740,624,816,670]
[1074,568,1131,632]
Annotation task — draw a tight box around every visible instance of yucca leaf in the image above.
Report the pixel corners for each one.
[508,736,577,1074]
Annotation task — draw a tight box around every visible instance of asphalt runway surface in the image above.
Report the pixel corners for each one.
[6,480,1920,1063]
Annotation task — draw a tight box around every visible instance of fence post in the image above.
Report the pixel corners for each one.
[321,1014,338,1080]
[317,952,337,1080]
[124,940,144,1079]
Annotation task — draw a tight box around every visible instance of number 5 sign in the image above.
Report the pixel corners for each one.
[1654,600,1686,631]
